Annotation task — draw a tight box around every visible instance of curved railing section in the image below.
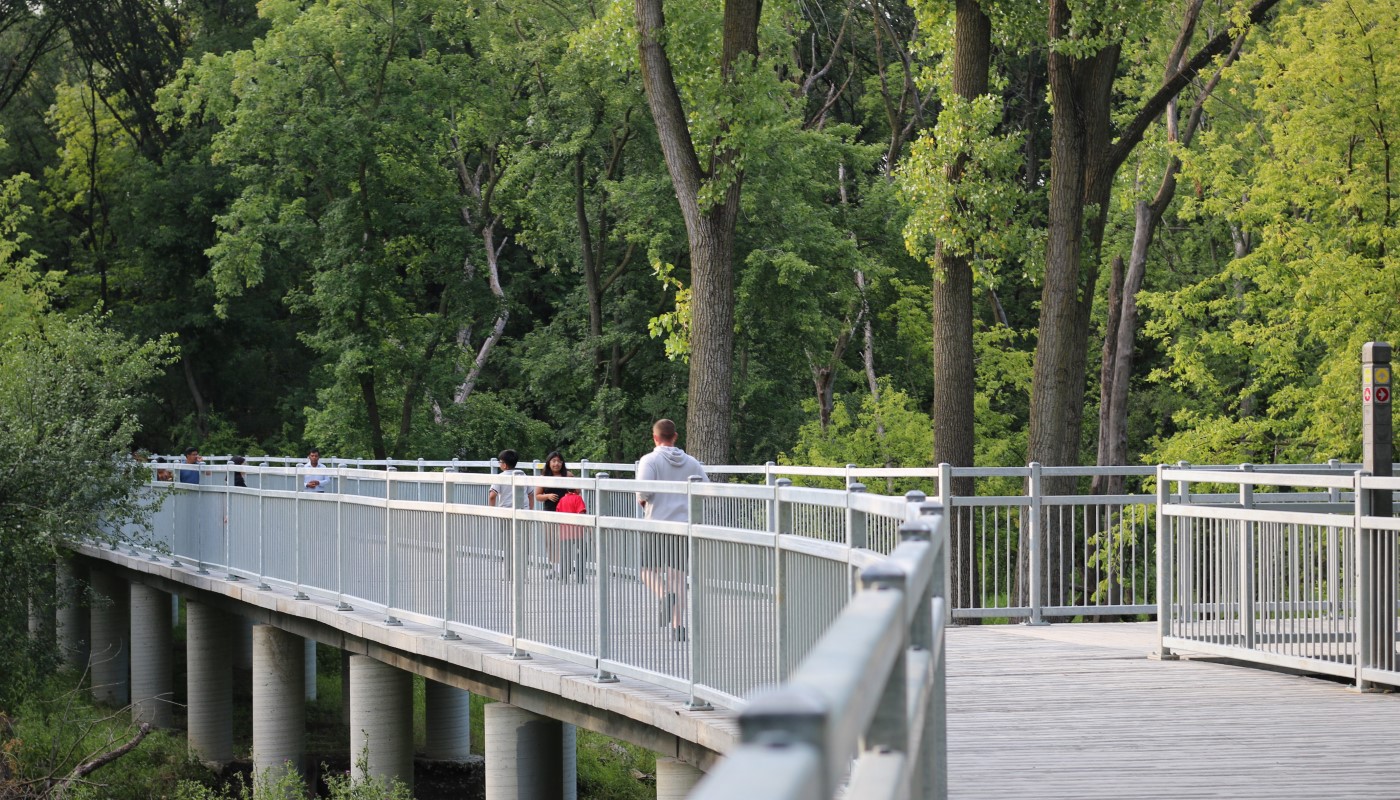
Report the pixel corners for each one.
[1155,465,1400,691]
[694,507,947,800]
[156,455,1364,623]
[120,464,919,711]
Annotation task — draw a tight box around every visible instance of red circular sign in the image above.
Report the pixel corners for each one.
[1365,387,1373,402]
[1379,387,1391,404]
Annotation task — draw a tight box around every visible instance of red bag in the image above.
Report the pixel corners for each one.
[557,491,587,540]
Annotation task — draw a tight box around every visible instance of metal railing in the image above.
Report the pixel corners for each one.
[1156,465,1400,689]
[121,463,919,711]
[148,455,1368,623]
[691,503,947,800]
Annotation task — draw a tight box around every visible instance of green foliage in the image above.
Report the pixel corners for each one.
[1146,0,1400,465]
[783,383,934,484]
[576,729,657,800]
[1,676,216,799]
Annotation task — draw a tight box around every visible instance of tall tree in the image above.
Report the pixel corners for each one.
[1093,1,1244,495]
[633,0,763,464]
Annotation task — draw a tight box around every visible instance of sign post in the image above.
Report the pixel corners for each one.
[1361,343,1395,682]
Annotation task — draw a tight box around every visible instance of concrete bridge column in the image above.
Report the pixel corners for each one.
[423,680,472,761]
[87,569,129,706]
[186,601,234,765]
[252,624,305,782]
[656,757,703,799]
[484,703,577,799]
[348,655,414,788]
[129,583,173,728]
[56,558,90,672]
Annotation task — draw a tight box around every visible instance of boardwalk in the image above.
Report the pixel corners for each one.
[947,622,1400,799]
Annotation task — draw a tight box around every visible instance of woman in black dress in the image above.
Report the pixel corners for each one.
[537,452,571,578]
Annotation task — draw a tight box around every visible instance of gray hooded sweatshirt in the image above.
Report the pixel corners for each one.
[636,445,708,522]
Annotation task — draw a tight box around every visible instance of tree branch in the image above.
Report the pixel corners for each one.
[1107,0,1284,175]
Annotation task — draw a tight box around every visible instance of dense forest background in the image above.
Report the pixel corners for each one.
[1,0,1395,473]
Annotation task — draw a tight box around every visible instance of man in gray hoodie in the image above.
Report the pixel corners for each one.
[636,418,707,640]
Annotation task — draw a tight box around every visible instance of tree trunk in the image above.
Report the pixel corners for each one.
[1028,0,1280,613]
[359,370,387,460]
[685,221,738,464]
[635,0,759,466]
[180,353,208,439]
[933,0,990,615]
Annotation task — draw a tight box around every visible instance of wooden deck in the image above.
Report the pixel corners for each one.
[946,622,1400,799]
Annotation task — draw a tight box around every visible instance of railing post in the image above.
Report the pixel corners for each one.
[579,458,590,479]
[1152,464,1175,660]
[336,480,351,609]
[846,483,868,551]
[1027,462,1044,626]
[256,466,270,589]
[223,484,236,580]
[1239,463,1256,650]
[385,467,400,624]
[938,462,954,624]
[594,473,616,683]
[1176,461,1191,636]
[292,462,306,596]
[845,463,856,489]
[765,462,778,533]
[686,475,711,710]
[774,478,793,678]
[509,470,529,660]
[1354,469,1372,689]
[441,470,458,640]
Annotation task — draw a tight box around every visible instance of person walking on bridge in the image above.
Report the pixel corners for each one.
[636,419,707,641]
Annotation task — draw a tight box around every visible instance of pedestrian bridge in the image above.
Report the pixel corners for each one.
[70,459,1400,798]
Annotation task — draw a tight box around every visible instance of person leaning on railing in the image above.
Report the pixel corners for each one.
[301,447,332,492]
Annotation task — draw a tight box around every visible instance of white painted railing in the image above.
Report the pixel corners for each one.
[123,463,919,710]
[1156,465,1400,689]
[692,504,947,800]
[150,456,1367,623]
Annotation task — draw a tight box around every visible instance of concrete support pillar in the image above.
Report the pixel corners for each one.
[656,757,704,799]
[348,655,414,789]
[252,624,305,782]
[485,703,575,799]
[129,583,173,728]
[561,724,577,800]
[87,569,129,706]
[186,601,234,765]
[305,638,318,701]
[423,681,473,761]
[56,558,90,672]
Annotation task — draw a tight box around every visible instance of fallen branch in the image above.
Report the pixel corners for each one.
[50,722,150,795]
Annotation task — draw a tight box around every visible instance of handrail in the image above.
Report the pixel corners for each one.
[1156,465,1400,690]
[117,466,920,710]
[691,503,947,800]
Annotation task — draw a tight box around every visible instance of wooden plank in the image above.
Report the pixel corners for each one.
[946,622,1400,799]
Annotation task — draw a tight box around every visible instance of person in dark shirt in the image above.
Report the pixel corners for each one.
[179,447,204,484]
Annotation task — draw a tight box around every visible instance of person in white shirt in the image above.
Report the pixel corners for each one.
[488,449,534,508]
[302,448,333,492]
[636,419,707,641]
